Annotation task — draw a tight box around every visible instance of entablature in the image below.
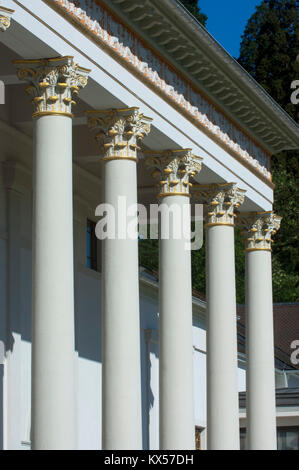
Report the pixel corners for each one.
[45,0,299,188]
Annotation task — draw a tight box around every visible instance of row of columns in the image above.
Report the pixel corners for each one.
[11,55,281,450]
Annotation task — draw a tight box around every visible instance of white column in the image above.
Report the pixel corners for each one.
[87,108,152,450]
[197,183,245,450]
[146,150,202,450]
[15,57,89,450]
[242,212,281,450]
[0,6,14,32]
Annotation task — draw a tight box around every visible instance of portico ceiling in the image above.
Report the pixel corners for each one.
[99,0,299,156]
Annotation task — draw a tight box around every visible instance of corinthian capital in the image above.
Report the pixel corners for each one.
[194,183,246,226]
[14,56,90,118]
[145,149,203,198]
[239,211,282,252]
[86,107,152,162]
[0,6,14,32]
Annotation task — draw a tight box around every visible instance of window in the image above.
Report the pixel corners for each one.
[87,220,98,271]
[240,427,299,450]
[240,428,247,450]
[277,427,299,451]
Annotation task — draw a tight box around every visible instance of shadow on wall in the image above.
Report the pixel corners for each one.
[2,229,161,449]
[140,285,160,449]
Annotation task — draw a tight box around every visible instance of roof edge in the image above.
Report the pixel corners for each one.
[163,0,299,151]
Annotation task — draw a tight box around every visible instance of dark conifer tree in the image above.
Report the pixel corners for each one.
[239,0,299,301]
[239,0,299,120]
[180,0,208,26]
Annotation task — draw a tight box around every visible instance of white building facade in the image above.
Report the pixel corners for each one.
[0,0,298,451]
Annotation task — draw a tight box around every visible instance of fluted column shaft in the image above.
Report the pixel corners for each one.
[87,108,152,450]
[241,212,281,450]
[15,57,89,450]
[146,150,202,450]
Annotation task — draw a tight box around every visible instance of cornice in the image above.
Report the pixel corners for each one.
[99,0,299,156]
[47,0,274,186]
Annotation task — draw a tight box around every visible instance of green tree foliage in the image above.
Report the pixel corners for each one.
[239,0,299,302]
[139,237,159,274]
[180,0,207,27]
[239,0,299,120]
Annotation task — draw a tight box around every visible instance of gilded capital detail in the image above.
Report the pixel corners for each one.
[195,183,246,227]
[239,211,282,252]
[86,107,152,162]
[0,6,14,32]
[14,56,90,118]
[145,149,203,198]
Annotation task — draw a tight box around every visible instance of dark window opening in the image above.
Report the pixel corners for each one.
[195,427,204,450]
[240,428,247,450]
[277,427,299,451]
[87,220,98,271]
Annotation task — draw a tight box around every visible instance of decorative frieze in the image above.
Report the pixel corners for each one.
[0,6,14,31]
[14,56,90,118]
[195,183,246,227]
[86,107,152,161]
[145,149,202,198]
[239,211,282,252]
[48,0,272,183]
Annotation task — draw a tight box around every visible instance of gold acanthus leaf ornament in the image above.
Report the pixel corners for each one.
[14,56,90,118]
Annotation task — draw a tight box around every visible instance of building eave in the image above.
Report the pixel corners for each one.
[100,0,299,156]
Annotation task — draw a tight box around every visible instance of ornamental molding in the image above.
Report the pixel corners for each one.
[145,149,202,198]
[86,107,152,162]
[238,211,282,252]
[46,0,279,185]
[14,56,90,118]
[194,183,246,227]
[101,0,298,152]
[0,6,14,31]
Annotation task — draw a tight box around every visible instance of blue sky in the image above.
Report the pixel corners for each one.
[199,0,263,58]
